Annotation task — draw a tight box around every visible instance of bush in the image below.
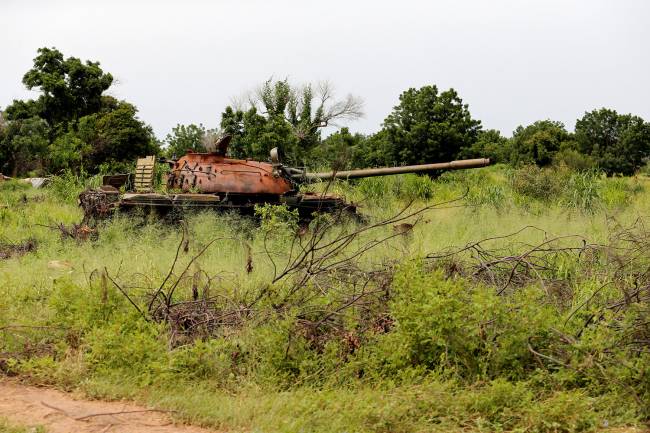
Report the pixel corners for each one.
[553,148,596,171]
[254,203,299,234]
[357,262,557,381]
[509,165,565,201]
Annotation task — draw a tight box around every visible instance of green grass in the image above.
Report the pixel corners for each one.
[0,418,45,433]
[1,166,649,433]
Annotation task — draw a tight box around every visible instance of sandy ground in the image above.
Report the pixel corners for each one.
[0,380,218,433]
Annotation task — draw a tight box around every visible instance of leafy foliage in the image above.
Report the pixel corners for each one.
[0,115,49,176]
[508,120,572,166]
[458,128,510,163]
[1,48,157,176]
[575,108,650,175]
[221,105,299,161]
[164,123,211,158]
[310,127,367,169]
[5,47,113,128]
[367,85,482,166]
[221,79,362,164]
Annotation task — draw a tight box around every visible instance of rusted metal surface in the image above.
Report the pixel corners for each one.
[78,189,119,221]
[298,158,491,181]
[168,152,293,195]
[102,174,131,189]
[120,192,221,207]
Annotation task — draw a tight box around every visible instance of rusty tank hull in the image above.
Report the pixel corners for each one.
[169,153,292,195]
[79,137,490,221]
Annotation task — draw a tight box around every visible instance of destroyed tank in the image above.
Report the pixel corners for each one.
[79,135,490,220]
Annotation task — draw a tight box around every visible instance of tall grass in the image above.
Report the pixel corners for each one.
[1,165,649,433]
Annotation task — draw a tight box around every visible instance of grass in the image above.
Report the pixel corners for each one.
[0,418,45,433]
[1,166,649,433]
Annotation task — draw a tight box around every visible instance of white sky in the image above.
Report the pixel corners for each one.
[1,0,649,140]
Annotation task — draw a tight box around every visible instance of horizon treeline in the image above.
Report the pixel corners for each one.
[2,47,649,177]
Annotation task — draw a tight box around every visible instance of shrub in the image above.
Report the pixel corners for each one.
[509,165,565,201]
[358,262,557,381]
[254,203,299,235]
[553,148,596,171]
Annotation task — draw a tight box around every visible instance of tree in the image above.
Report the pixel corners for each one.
[164,124,207,158]
[310,127,368,169]
[221,79,363,163]
[5,47,113,129]
[377,85,482,166]
[81,101,159,170]
[48,130,90,173]
[221,106,298,161]
[458,129,510,163]
[508,120,571,166]
[575,108,650,175]
[2,48,157,174]
[0,116,49,176]
[47,100,159,173]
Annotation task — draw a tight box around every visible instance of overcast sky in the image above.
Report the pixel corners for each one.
[1,0,649,140]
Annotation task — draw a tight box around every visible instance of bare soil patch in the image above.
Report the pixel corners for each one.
[0,380,218,433]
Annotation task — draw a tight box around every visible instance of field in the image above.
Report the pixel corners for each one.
[1,165,649,433]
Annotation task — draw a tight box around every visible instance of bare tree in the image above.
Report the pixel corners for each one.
[311,81,365,127]
[238,78,364,138]
[200,128,223,153]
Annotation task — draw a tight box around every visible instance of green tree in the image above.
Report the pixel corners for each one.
[48,130,90,172]
[2,48,158,174]
[458,129,510,163]
[309,127,368,169]
[0,116,49,176]
[575,108,650,175]
[45,97,158,173]
[5,47,113,129]
[165,124,207,158]
[82,101,159,171]
[221,106,298,161]
[377,85,482,166]
[508,120,571,166]
[350,130,393,167]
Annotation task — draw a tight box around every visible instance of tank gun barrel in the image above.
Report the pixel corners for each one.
[292,158,491,181]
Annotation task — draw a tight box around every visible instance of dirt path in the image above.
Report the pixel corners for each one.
[0,380,218,433]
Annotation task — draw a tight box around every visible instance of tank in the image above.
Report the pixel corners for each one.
[79,135,490,221]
